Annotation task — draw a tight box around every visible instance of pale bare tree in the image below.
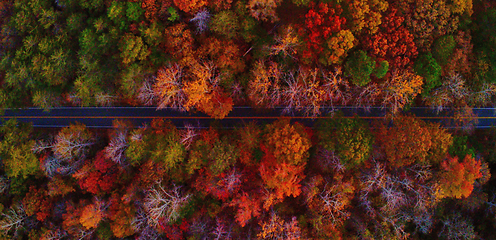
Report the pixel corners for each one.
[220,168,242,195]
[180,123,199,150]
[54,123,95,161]
[314,147,345,173]
[144,182,191,227]
[190,9,211,34]
[438,213,477,240]
[95,92,116,107]
[318,184,351,225]
[104,129,128,165]
[0,204,27,237]
[424,73,469,113]
[322,67,352,109]
[153,64,187,111]
[211,219,233,240]
[281,70,304,115]
[138,76,157,106]
[0,176,8,194]
[40,227,68,240]
[354,83,380,112]
[469,82,496,106]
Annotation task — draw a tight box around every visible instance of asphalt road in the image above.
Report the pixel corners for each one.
[0,106,494,129]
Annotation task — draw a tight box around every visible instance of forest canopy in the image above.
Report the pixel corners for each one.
[0,0,494,117]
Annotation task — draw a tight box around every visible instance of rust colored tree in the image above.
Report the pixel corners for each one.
[363,8,417,69]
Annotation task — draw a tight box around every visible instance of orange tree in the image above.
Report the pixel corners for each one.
[436,154,482,199]
[259,119,311,208]
[375,115,452,168]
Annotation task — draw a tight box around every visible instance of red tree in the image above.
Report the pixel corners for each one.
[73,151,120,195]
[364,8,417,69]
[299,2,347,64]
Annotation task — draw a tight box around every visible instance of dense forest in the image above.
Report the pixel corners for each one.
[1,115,496,239]
[1,0,496,239]
[0,0,495,117]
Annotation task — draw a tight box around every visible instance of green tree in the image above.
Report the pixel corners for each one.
[317,114,373,169]
[373,60,389,79]
[414,52,442,94]
[432,35,456,66]
[345,50,375,86]
[0,119,38,179]
[210,10,239,39]
[119,34,149,65]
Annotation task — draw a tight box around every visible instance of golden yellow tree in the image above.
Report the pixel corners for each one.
[346,0,389,34]
[380,69,423,114]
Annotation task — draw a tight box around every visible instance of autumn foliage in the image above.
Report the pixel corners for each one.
[364,8,418,68]
[438,154,482,199]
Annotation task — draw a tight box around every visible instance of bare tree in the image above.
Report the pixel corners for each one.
[424,73,469,113]
[211,219,233,240]
[281,70,304,115]
[0,205,27,237]
[354,83,380,112]
[95,92,116,107]
[138,75,157,106]
[54,123,95,161]
[318,184,351,225]
[42,155,74,177]
[105,129,128,165]
[190,9,211,34]
[322,68,352,109]
[314,147,345,173]
[153,64,187,111]
[438,213,477,240]
[144,182,191,227]
[180,123,199,150]
[40,227,68,240]
[0,176,8,194]
[469,82,496,106]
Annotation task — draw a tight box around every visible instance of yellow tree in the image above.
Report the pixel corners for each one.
[270,24,301,60]
[345,0,389,35]
[173,0,207,13]
[375,115,432,168]
[321,29,355,66]
[79,200,106,230]
[257,212,303,240]
[380,69,423,114]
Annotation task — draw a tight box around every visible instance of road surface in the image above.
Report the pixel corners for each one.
[0,106,494,129]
